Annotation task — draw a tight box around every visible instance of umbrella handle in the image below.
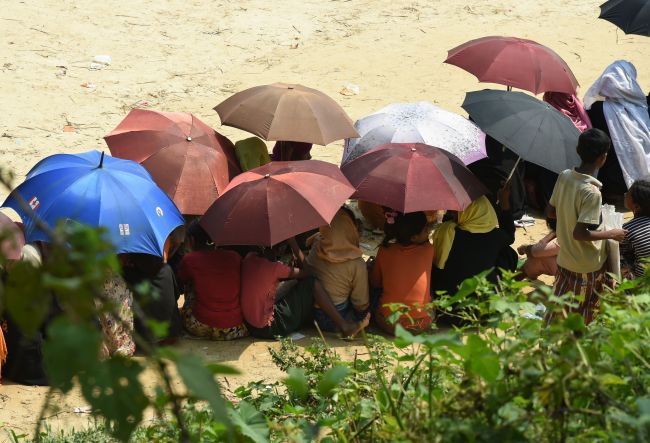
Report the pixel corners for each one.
[496,155,521,205]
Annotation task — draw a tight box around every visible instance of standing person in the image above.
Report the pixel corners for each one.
[177,221,247,340]
[370,211,434,334]
[546,129,626,324]
[621,179,650,278]
[430,189,517,297]
[583,61,650,199]
[241,238,369,339]
[306,207,370,332]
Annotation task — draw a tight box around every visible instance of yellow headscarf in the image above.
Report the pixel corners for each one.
[431,196,498,269]
[307,209,362,263]
[235,137,271,172]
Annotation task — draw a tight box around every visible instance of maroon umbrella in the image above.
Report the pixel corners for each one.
[201,160,355,246]
[341,143,487,213]
[444,36,579,95]
[104,109,241,216]
[0,211,25,261]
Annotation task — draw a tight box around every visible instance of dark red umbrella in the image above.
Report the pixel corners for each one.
[201,160,355,246]
[104,109,241,216]
[444,36,579,95]
[341,143,487,213]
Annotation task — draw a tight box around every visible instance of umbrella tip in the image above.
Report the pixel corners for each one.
[186,136,192,142]
[98,151,105,168]
[264,173,271,178]
[410,147,416,152]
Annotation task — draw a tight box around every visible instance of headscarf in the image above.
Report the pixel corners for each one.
[583,60,650,187]
[543,92,593,133]
[431,196,498,269]
[307,208,362,263]
[235,137,271,172]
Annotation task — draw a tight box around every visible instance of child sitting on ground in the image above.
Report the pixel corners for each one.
[370,211,434,334]
[306,207,370,333]
[177,221,247,340]
[241,238,369,339]
[517,219,560,280]
[547,128,626,324]
[621,179,650,278]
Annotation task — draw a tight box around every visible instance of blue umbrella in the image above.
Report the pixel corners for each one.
[3,150,184,256]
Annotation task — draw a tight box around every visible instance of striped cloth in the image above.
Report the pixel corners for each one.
[547,264,608,325]
[620,216,650,278]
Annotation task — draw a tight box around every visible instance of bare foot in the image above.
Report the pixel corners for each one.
[340,313,370,339]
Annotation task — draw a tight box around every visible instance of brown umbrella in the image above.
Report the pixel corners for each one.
[341,143,487,213]
[201,160,355,246]
[104,109,241,216]
[214,83,359,145]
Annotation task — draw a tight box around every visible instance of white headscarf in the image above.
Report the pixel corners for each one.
[583,60,650,188]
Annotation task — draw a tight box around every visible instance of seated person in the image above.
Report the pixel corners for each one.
[235,137,271,172]
[517,219,560,280]
[241,238,368,339]
[177,221,247,340]
[431,186,517,296]
[370,211,435,334]
[306,207,370,332]
[99,265,136,358]
[271,141,313,161]
[621,179,650,278]
[122,253,183,345]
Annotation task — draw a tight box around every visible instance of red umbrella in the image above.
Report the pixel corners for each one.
[104,109,241,216]
[444,36,579,95]
[0,211,25,261]
[341,143,487,213]
[201,160,355,246]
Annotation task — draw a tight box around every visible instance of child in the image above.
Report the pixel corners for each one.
[177,221,247,340]
[547,128,626,324]
[370,211,434,334]
[241,238,369,339]
[306,208,370,333]
[517,219,560,280]
[621,179,650,278]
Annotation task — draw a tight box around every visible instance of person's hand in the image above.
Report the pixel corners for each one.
[517,244,529,255]
[608,229,627,242]
[497,181,512,211]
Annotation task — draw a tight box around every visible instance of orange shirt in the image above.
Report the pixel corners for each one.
[370,242,435,323]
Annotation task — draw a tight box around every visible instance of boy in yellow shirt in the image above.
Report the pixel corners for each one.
[547,129,626,324]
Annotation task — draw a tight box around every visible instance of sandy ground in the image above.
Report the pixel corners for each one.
[1,0,647,439]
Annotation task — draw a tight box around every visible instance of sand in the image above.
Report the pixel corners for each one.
[0,0,647,439]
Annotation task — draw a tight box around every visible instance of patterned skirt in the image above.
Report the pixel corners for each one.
[181,306,248,341]
[548,264,608,325]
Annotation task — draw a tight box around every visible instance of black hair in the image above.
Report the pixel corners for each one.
[545,217,557,231]
[629,179,650,216]
[576,128,610,164]
[382,211,427,247]
[187,220,212,248]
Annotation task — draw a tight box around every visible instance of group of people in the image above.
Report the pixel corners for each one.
[2,59,650,387]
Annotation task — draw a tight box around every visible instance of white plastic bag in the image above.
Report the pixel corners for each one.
[601,204,624,280]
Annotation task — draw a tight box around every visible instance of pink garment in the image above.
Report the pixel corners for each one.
[543,92,593,133]
[522,238,560,279]
[240,253,292,328]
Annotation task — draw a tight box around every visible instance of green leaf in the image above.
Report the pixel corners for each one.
[563,313,586,332]
[317,365,350,397]
[4,261,50,336]
[145,319,169,340]
[79,356,147,441]
[42,318,102,393]
[174,352,231,429]
[458,335,500,384]
[229,401,269,443]
[284,367,309,400]
[206,363,241,375]
[598,374,627,385]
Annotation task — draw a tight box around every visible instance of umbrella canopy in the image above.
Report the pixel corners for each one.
[104,109,240,216]
[445,36,579,95]
[0,211,25,261]
[214,83,359,145]
[600,0,650,36]
[341,143,487,213]
[462,90,581,174]
[201,160,355,246]
[2,151,184,257]
[342,101,486,165]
